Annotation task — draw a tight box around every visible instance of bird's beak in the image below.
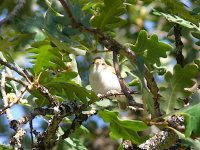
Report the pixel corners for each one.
[95,62,100,66]
[94,62,99,70]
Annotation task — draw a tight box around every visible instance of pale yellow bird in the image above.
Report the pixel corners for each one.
[89,57,128,109]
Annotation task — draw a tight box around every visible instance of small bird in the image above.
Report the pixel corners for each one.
[89,57,128,109]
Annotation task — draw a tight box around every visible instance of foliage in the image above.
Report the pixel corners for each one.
[160,64,198,114]
[0,0,200,149]
[28,40,66,75]
[99,110,149,144]
[131,30,172,66]
[182,103,200,137]
[90,0,127,31]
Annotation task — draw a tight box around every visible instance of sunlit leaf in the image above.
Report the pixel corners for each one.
[45,81,98,104]
[153,10,200,32]
[99,110,149,144]
[90,0,127,31]
[160,64,198,114]
[64,137,87,150]
[181,103,200,137]
[28,40,66,76]
[161,0,199,25]
[131,30,172,66]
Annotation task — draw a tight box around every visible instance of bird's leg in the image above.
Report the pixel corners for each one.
[107,90,120,96]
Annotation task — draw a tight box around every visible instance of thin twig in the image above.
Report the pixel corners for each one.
[5,76,27,87]
[113,50,134,102]
[0,87,27,116]
[98,90,140,99]
[0,0,26,26]
[97,90,144,109]
[0,53,19,95]
[0,58,31,83]
[30,119,34,145]
[0,71,13,120]
[0,58,58,106]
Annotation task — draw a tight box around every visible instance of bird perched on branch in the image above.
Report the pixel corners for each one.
[89,57,127,109]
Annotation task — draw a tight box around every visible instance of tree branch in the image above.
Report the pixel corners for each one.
[0,70,13,120]
[0,58,31,83]
[174,24,184,67]
[0,58,57,106]
[113,50,134,102]
[34,101,82,149]
[0,0,26,26]
[139,129,178,150]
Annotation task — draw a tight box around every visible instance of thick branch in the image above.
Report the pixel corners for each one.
[139,129,178,150]
[0,58,57,106]
[34,101,82,149]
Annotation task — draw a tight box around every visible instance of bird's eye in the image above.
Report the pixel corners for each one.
[92,62,95,64]
[102,63,105,65]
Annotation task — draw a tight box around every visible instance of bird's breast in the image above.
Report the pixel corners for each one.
[89,70,121,94]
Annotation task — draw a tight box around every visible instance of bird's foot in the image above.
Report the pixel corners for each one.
[107,90,120,95]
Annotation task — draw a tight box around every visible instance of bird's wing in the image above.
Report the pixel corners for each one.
[108,65,130,90]
[107,65,116,75]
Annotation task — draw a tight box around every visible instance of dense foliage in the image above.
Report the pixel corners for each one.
[0,0,200,149]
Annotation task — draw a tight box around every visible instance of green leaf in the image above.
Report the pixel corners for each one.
[64,137,87,150]
[0,144,12,150]
[0,38,18,51]
[131,30,172,66]
[160,64,198,114]
[191,32,200,46]
[194,59,200,71]
[71,125,90,137]
[51,72,78,82]
[28,40,66,75]
[46,81,98,104]
[161,0,199,25]
[118,144,124,150]
[175,130,200,150]
[46,33,88,56]
[59,125,88,150]
[82,0,103,11]
[191,31,200,39]
[181,103,200,137]
[90,0,127,31]
[45,0,64,17]
[142,88,156,117]
[153,10,200,32]
[27,89,49,107]
[95,99,113,107]
[99,110,149,144]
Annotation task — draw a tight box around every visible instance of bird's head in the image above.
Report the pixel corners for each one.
[91,57,107,72]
